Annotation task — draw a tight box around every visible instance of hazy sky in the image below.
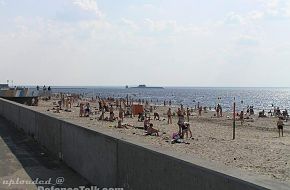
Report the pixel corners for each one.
[0,0,290,87]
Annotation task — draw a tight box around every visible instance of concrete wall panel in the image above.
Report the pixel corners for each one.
[117,140,266,190]
[61,122,118,187]
[19,107,36,137]
[35,113,61,157]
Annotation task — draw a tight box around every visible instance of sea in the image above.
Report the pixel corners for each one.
[41,86,290,112]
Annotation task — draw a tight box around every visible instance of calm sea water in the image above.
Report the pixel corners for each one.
[47,87,290,112]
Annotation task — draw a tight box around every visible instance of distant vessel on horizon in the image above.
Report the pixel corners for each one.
[126,84,164,89]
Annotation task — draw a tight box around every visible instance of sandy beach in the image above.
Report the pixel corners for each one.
[31,97,290,184]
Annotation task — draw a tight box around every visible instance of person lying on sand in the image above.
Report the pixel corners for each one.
[116,120,128,129]
[103,117,110,121]
[53,107,60,113]
[171,132,190,144]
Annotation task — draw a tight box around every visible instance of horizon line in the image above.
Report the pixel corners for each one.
[17,85,290,88]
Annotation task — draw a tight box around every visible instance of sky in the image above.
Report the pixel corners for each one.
[0,0,290,87]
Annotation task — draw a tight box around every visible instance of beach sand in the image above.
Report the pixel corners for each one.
[31,98,290,184]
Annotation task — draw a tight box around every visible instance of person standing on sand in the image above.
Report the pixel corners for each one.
[58,100,62,110]
[65,98,69,111]
[116,99,119,108]
[198,106,202,116]
[180,104,184,112]
[79,102,84,117]
[85,103,90,117]
[109,105,114,121]
[167,108,172,124]
[99,107,105,120]
[186,107,190,122]
[119,107,124,122]
[177,108,185,133]
[216,104,220,117]
[277,117,284,137]
[240,111,244,125]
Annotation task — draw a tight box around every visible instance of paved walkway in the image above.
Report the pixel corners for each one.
[0,117,89,190]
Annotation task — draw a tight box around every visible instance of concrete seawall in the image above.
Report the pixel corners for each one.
[0,98,289,190]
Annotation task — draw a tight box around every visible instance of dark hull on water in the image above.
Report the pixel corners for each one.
[129,84,164,89]
[130,87,164,89]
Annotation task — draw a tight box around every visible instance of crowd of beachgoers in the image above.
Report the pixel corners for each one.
[44,92,289,139]
[31,92,290,183]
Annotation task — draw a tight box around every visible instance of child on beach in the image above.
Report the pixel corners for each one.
[154,112,160,120]
[277,117,284,137]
